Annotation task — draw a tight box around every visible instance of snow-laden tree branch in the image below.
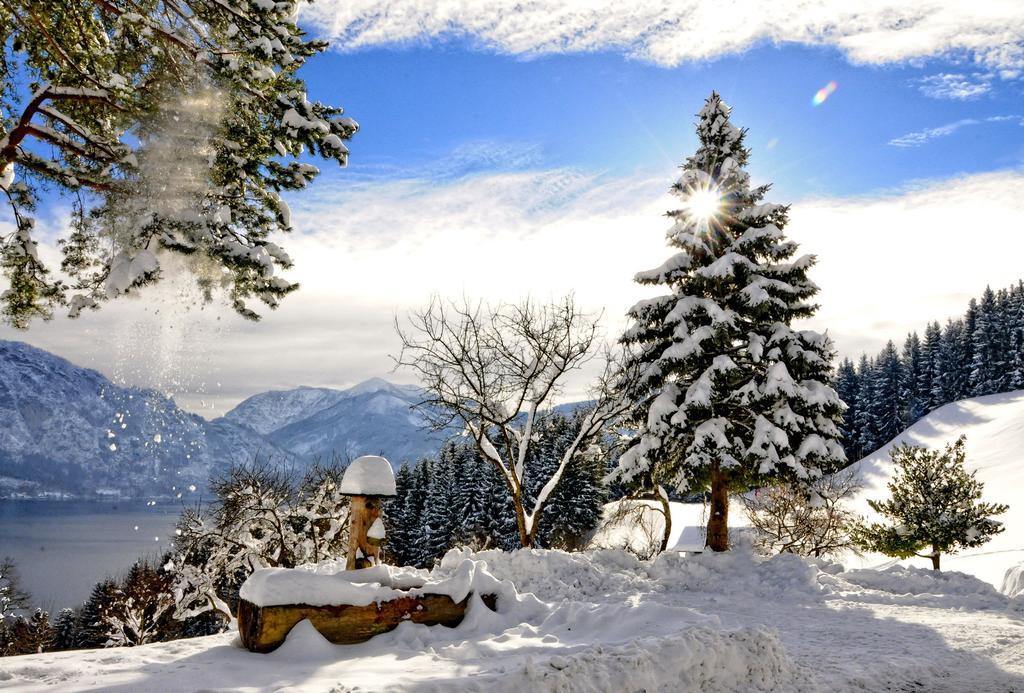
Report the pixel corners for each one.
[0,0,357,328]
[395,295,636,547]
[170,461,350,622]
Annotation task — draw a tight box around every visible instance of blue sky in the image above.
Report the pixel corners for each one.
[303,42,1023,199]
[4,2,1024,414]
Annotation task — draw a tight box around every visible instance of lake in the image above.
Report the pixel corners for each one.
[0,499,181,611]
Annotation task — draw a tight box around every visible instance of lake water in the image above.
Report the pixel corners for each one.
[0,500,181,611]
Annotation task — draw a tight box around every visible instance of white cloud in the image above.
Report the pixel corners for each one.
[888,115,1023,147]
[302,0,1024,75]
[4,167,1024,416]
[917,72,993,100]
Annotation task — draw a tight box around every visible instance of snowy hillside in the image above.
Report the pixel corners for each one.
[1,547,1021,691]
[222,378,451,465]
[0,341,296,498]
[845,390,1024,587]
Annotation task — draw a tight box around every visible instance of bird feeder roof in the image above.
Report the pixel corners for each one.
[340,455,396,497]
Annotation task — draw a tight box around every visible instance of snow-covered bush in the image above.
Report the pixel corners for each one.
[170,460,350,621]
[742,471,861,558]
[0,556,29,622]
[851,436,1008,570]
[100,560,177,647]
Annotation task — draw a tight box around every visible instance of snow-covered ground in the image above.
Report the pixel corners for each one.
[2,546,1023,692]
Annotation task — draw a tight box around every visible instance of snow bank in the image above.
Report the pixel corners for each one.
[1002,563,1024,598]
[831,564,1022,611]
[485,626,812,693]
[340,454,396,496]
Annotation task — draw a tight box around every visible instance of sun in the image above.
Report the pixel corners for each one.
[686,187,722,222]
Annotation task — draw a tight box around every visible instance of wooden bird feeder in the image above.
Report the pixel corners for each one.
[340,455,396,570]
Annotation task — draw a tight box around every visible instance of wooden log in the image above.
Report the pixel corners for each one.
[237,592,498,653]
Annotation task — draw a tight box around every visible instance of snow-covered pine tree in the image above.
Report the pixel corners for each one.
[871,341,905,442]
[422,446,459,563]
[400,458,432,567]
[450,443,492,549]
[971,287,1004,396]
[851,436,1008,570]
[854,355,878,454]
[834,358,861,457]
[900,332,925,424]
[615,92,846,552]
[76,579,118,648]
[52,608,78,651]
[957,300,979,400]
[384,463,414,565]
[920,321,943,412]
[937,318,967,403]
[0,0,357,328]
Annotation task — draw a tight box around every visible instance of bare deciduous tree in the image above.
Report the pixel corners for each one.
[396,295,635,548]
[742,471,862,558]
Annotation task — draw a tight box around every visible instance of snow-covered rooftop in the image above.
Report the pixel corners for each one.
[340,455,396,496]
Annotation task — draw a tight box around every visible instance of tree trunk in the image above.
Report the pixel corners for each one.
[931,546,941,571]
[513,490,532,548]
[657,486,672,553]
[706,465,729,552]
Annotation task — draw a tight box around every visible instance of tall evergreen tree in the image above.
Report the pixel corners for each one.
[958,300,979,400]
[920,321,943,412]
[854,355,877,455]
[76,579,118,648]
[384,463,415,566]
[615,93,846,551]
[834,358,861,456]
[871,341,905,443]
[900,333,925,424]
[971,287,1004,396]
[52,608,79,651]
[422,448,459,563]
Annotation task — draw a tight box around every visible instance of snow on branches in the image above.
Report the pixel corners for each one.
[0,0,357,327]
[613,92,846,551]
[170,462,350,623]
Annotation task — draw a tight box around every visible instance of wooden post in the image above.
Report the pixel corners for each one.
[346,495,383,570]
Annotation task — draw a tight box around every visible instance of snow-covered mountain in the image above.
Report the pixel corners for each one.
[220,377,450,465]
[0,340,296,498]
[844,390,1024,587]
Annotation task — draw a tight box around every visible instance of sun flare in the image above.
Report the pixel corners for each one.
[686,187,722,222]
